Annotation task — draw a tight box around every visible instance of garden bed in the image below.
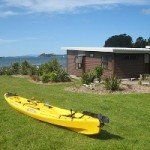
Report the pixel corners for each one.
[65,80,150,94]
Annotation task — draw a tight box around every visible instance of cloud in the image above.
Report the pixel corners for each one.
[0,37,39,45]
[22,37,40,40]
[142,8,150,14]
[0,38,17,45]
[3,0,150,14]
[0,10,18,17]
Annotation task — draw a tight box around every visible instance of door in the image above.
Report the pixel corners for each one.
[144,54,150,74]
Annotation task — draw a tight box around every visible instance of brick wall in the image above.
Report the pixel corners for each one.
[67,50,83,76]
[67,50,149,78]
[67,50,114,77]
[114,54,145,78]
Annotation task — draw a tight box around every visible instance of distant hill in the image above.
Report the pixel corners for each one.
[38,53,55,57]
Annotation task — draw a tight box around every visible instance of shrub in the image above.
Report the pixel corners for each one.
[0,67,13,75]
[104,76,121,91]
[95,66,103,82]
[38,59,70,83]
[20,60,31,75]
[49,59,61,72]
[41,74,51,83]
[38,63,50,76]
[5,67,14,75]
[49,72,58,82]
[28,66,38,76]
[81,71,96,85]
[49,70,71,82]
[38,59,61,76]
[0,67,6,75]
[57,69,70,82]
[142,74,150,81]
[11,62,20,74]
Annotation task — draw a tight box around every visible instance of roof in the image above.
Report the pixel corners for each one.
[61,47,150,54]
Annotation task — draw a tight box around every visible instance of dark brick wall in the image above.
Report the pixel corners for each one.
[114,54,146,78]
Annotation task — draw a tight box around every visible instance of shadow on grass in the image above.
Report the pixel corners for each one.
[88,130,124,140]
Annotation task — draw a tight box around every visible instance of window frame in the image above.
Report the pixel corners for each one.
[75,56,83,70]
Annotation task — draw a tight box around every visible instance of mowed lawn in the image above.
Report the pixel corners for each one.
[0,76,150,150]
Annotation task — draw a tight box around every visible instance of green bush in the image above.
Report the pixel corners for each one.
[104,76,121,91]
[49,70,70,82]
[95,66,103,82]
[11,62,20,74]
[28,66,38,76]
[41,74,51,83]
[5,68,14,75]
[49,72,58,82]
[49,59,61,72]
[0,67,6,75]
[39,59,70,83]
[20,60,31,75]
[38,63,50,76]
[38,59,61,76]
[142,74,150,81]
[81,71,96,85]
[0,67,13,75]
[57,69,71,82]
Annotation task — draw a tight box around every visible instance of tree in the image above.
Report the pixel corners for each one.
[20,60,31,75]
[134,37,147,48]
[11,62,20,74]
[104,34,133,48]
[147,37,150,46]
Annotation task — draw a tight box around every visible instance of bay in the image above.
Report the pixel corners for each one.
[0,55,67,68]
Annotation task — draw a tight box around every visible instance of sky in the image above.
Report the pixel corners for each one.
[0,0,150,56]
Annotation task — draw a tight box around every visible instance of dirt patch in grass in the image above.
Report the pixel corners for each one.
[12,75,70,85]
[12,75,29,78]
[65,81,150,95]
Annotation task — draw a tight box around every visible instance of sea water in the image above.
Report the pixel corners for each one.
[0,55,67,68]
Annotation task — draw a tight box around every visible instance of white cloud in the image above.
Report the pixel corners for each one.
[22,37,40,40]
[142,8,150,14]
[0,38,17,45]
[3,0,150,14]
[0,10,18,17]
[0,37,40,45]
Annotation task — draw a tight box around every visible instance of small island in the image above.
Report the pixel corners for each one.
[38,53,55,57]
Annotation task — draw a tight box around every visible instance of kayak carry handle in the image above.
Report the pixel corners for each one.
[5,92,18,97]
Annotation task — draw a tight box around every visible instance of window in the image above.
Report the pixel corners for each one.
[75,56,83,69]
[89,53,94,58]
[101,56,108,69]
[101,55,112,70]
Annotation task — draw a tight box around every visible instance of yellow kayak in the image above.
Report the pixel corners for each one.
[4,93,109,135]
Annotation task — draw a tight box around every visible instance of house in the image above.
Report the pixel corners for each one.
[62,47,150,78]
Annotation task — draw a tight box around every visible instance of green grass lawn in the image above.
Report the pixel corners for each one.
[0,76,150,150]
